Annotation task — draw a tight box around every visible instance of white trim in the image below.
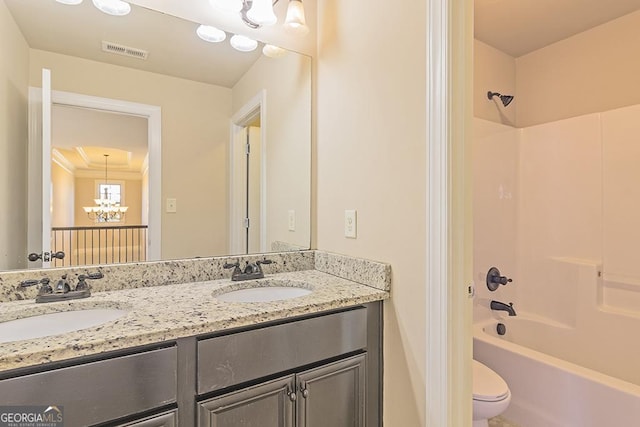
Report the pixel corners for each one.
[27,87,43,267]
[51,148,75,175]
[42,70,52,268]
[228,90,268,254]
[74,170,143,180]
[426,0,473,426]
[29,89,162,261]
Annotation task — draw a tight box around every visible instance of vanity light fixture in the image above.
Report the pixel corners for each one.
[246,0,278,26]
[230,34,258,52]
[92,0,131,16]
[210,0,308,35]
[283,0,309,35]
[196,25,227,43]
[56,0,84,5]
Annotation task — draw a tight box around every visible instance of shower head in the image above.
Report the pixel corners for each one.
[487,91,514,107]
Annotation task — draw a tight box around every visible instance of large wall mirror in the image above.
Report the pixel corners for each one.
[0,0,311,271]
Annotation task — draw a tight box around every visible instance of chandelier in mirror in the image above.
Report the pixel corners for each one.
[83,154,128,222]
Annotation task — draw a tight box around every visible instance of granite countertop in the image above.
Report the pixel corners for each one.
[0,269,389,372]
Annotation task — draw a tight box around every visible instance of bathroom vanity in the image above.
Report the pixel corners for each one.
[0,251,389,426]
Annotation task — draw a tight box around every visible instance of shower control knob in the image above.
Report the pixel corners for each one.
[486,267,513,291]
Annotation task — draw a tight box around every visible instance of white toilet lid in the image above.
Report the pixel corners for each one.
[473,360,510,402]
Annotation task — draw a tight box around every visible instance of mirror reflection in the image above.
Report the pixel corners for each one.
[0,0,311,271]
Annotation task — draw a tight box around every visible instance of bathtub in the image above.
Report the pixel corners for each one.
[474,315,640,427]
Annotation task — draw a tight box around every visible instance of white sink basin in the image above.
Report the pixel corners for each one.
[0,309,128,343]
[214,280,312,303]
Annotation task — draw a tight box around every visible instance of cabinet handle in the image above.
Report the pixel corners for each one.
[287,388,297,402]
[301,388,309,398]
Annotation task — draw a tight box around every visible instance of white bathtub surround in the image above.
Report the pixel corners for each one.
[474,105,640,322]
[473,103,640,427]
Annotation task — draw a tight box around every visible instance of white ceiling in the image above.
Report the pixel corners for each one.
[4,0,263,87]
[52,105,148,173]
[475,0,640,57]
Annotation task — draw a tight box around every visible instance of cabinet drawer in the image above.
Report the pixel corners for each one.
[0,347,177,426]
[197,307,367,395]
[116,409,178,427]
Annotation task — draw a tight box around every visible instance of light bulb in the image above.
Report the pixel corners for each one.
[262,44,287,58]
[284,0,309,36]
[196,25,226,43]
[230,35,258,52]
[246,0,277,26]
[56,0,84,5]
[92,0,131,16]
[209,0,243,13]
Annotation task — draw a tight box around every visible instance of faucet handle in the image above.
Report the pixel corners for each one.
[224,261,242,279]
[256,258,274,266]
[75,272,101,291]
[223,261,240,269]
[76,276,89,291]
[486,267,513,291]
[19,278,53,295]
[19,279,40,288]
[86,271,103,280]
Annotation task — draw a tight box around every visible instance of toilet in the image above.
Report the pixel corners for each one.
[472,359,511,427]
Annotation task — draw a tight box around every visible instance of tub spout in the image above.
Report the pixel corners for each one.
[490,300,517,316]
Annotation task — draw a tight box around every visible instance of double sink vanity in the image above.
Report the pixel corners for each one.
[0,251,390,426]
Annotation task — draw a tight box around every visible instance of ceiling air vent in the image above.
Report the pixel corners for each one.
[101,41,148,60]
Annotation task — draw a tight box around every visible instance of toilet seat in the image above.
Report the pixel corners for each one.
[473,360,510,402]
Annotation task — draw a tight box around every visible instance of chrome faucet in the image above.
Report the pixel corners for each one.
[224,259,274,281]
[490,300,517,316]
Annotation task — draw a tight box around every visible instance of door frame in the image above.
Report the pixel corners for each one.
[27,89,162,262]
[228,90,268,254]
[426,0,473,426]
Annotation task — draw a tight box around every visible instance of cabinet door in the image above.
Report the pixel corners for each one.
[198,375,295,427]
[296,354,366,427]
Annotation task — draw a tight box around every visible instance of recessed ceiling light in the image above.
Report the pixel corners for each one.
[196,25,226,43]
[92,0,131,16]
[262,44,287,58]
[230,35,258,52]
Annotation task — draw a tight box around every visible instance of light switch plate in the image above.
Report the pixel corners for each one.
[344,209,357,238]
[166,198,177,213]
[288,210,296,231]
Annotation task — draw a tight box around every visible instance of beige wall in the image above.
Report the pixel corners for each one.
[316,0,426,424]
[51,162,75,227]
[0,2,29,270]
[232,53,312,251]
[29,50,232,260]
[516,10,640,127]
[474,40,516,126]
